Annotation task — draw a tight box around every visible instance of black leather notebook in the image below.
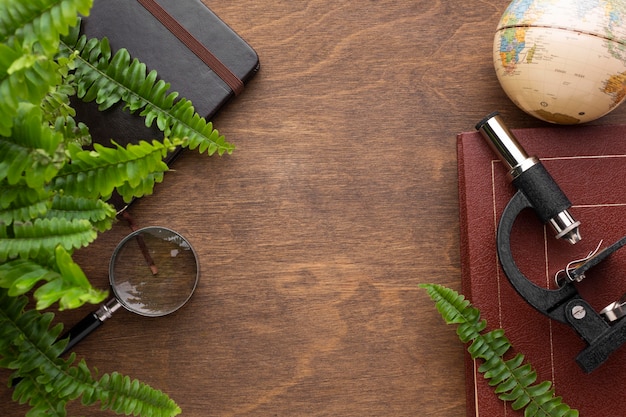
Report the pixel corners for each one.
[72,0,260,210]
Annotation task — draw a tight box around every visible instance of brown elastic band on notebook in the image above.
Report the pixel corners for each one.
[137,0,245,95]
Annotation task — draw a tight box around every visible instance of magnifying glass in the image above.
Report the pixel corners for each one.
[61,226,199,354]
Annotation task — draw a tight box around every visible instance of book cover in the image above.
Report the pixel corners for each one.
[458,122,626,416]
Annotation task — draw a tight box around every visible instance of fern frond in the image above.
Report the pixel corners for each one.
[50,139,171,202]
[11,375,69,417]
[0,217,96,262]
[115,171,165,202]
[0,180,52,223]
[420,283,579,417]
[0,289,181,416]
[53,114,92,146]
[83,372,182,417]
[41,77,74,114]
[0,0,89,135]
[0,0,93,53]
[168,100,233,156]
[0,102,65,189]
[0,43,60,136]
[46,47,93,146]
[34,245,108,310]
[42,89,73,118]
[0,288,70,378]
[47,194,116,232]
[0,259,57,297]
[59,33,234,156]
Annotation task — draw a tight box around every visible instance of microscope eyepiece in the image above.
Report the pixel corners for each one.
[476,112,581,244]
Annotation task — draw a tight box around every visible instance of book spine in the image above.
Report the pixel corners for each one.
[457,133,478,417]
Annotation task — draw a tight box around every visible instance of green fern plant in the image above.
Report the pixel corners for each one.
[420,283,578,417]
[0,0,234,415]
[1,289,180,417]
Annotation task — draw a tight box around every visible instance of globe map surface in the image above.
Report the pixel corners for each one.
[494,0,626,124]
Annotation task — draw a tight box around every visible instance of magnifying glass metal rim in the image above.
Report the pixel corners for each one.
[108,225,200,317]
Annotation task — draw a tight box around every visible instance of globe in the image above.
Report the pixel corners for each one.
[493,0,626,124]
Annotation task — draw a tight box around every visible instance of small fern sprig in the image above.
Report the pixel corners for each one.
[420,283,578,417]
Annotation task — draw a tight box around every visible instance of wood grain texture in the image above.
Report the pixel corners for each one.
[4,0,626,416]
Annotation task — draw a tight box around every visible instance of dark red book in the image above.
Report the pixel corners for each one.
[458,122,626,416]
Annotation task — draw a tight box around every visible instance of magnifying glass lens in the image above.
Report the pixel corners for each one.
[110,227,199,317]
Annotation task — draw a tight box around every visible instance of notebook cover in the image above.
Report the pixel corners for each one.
[72,0,260,210]
[458,123,626,416]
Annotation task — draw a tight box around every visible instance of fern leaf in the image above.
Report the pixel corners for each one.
[420,283,579,417]
[12,377,68,417]
[0,102,65,189]
[0,43,60,136]
[0,180,52,223]
[84,372,182,417]
[0,181,116,232]
[0,0,90,134]
[0,217,96,262]
[42,83,94,149]
[42,85,76,120]
[37,245,107,310]
[59,34,234,156]
[47,194,116,232]
[0,289,69,378]
[169,106,232,156]
[115,171,165,202]
[0,0,93,53]
[53,114,92,148]
[0,242,107,310]
[50,139,171,202]
[0,289,181,416]
[0,258,57,297]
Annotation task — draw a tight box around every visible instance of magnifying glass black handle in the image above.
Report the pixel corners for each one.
[59,298,122,355]
[59,312,104,355]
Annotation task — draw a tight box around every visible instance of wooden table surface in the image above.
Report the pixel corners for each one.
[5,1,626,416]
